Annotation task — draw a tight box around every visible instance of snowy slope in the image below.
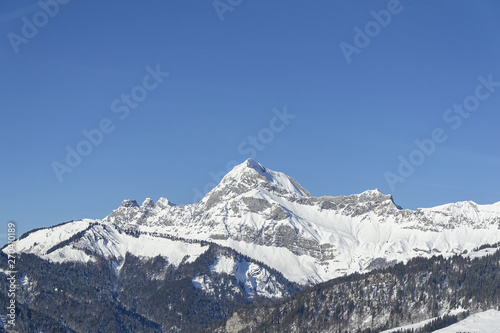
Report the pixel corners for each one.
[381,309,467,333]
[7,159,500,285]
[385,310,500,333]
[434,309,500,332]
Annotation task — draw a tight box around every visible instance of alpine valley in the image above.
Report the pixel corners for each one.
[2,159,500,332]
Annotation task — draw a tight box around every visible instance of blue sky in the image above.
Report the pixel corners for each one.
[1,0,500,242]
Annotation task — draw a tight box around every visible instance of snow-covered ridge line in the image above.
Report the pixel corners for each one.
[0,219,79,251]
[11,219,95,255]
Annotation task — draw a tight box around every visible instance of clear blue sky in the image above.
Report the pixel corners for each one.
[2,0,500,242]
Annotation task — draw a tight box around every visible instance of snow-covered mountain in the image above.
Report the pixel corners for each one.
[101,159,500,284]
[7,159,500,286]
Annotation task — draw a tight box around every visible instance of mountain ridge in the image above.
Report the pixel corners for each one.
[7,159,500,286]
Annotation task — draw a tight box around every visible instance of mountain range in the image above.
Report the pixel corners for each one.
[2,159,500,332]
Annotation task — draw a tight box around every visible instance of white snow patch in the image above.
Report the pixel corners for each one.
[210,255,236,274]
[45,246,95,263]
[192,275,214,294]
[19,274,28,286]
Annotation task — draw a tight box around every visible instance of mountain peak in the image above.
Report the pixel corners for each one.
[349,189,402,210]
[358,189,384,196]
[141,198,154,208]
[120,199,139,208]
[156,197,176,208]
[228,158,272,182]
[245,158,267,173]
[219,159,311,197]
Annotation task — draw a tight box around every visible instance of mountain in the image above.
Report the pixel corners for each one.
[2,158,500,332]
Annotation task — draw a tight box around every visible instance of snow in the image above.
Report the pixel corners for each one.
[191,275,205,289]
[382,308,467,332]
[381,317,437,333]
[192,275,215,295]
[47,246,95,263]
[434,309,500,333]
[211,255,236,274]
[20,274,28,286]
